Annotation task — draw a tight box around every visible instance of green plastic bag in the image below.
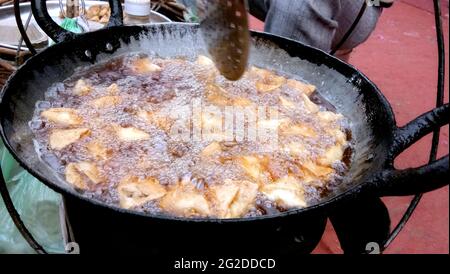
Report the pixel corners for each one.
[3,17,82,253]
[60,17,84,34]
[0,141,65,254]
[49,17,84,46]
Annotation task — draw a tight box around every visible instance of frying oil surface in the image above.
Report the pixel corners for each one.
[30,53,352,219]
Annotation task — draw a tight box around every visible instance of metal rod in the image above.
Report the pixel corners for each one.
[15,10,33,63]
[1,0,46,254]
[13,0,36,55]
[0,166,47,254]
[383,0,446,250]
[430,0,446,162]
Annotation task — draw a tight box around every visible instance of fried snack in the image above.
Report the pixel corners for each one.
[106,83,120,95]
[118,176,167,209]
[99,5,109,17]
[197,55,215,67]
[209,179,259,218]
[237,155,269,182]
[90,15,100,22]
[233,97,253,106]
[206,84,253,107]
[99,16,109,24]
[282,142,308,158]
[318,111,344,123]
[300,93,320,113]
[73,79,92,96]
[206,84,232,106]
[279,96,296,109]
[86,141,111,160]
[300,161,334,181]
[86,5,110,23]
[113,125,150,142]
[196,55,218,82]
[160,182,211,217]
[251,67,286,92]
[281,123,317,138]
[49,128,90,150]
[86,5,100,17]
[201,142,222,157]
[257,118,288,132]
[261,175,306,208]
[327,128,347,145]
[286,79,316,96]
[137,110,174,132]
[41,108,83,126]
[66,162,104,189]
[90,96,122,109]
[131,58,162,74]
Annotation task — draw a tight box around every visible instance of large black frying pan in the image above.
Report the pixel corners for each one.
[0,0,448,254]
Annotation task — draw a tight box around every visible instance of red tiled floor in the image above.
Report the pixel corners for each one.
[401,0,449,15]
[249,1,449,254]
[348,1,449,254]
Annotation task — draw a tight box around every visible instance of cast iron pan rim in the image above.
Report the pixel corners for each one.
[250,27,397,124]
[0,23,396,223]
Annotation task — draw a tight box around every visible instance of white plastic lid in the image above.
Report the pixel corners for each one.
[124,0,151,16]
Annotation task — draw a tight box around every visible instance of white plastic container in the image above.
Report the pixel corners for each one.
[124,0,151,17]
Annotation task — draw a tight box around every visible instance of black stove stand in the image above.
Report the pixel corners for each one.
[64,194,391,255]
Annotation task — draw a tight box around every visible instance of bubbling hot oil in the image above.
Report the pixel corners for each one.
[30,53,353,218]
